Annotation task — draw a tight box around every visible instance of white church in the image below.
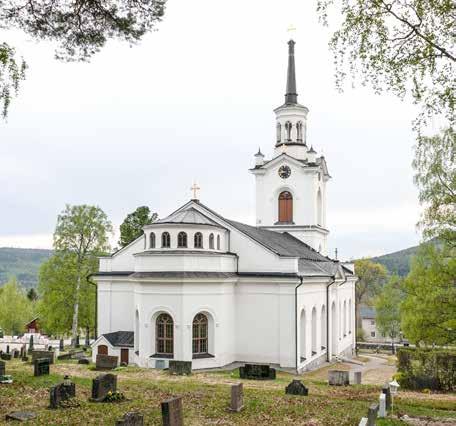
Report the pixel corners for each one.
[91,40,357,372]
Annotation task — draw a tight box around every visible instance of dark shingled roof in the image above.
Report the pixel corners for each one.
[102,331,134,347]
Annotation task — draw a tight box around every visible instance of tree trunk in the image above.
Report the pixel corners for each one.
[71,266,81,348]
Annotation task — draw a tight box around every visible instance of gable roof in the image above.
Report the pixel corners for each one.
[102,331,134,347]
[155,207,222,227]
[360,306,376,319]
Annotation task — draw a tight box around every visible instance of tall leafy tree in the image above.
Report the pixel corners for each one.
[118,206,158,248]
[401,243,456,345]
[54,204,112,346]
[317,0,455,131]
[0,277,33,335]
[0,0,166,117]
[26,288,38,302]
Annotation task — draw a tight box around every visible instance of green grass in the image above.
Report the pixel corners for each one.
[0,359,455,425]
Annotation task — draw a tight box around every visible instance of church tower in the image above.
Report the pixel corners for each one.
[250,39,331,254]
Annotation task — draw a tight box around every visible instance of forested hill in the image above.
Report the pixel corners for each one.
[371,244,421,277]
[0,248,53,289]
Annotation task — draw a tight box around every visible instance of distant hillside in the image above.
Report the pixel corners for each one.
[0,248,53,289]
[371,244,421,277]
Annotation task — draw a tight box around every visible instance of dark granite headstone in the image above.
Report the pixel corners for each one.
[91,373,117,402]
[381,385,392,411]
[239,364,276,380]
[285,379,309,396]
[6,345,9,354]
[229,383,244,412]
[28,335,34,353]
[5,411,36,421]
[75,335,80,348]
[115,412,144,426]
[1,353,11,361]
[78,358,90,365]
[367,403,379,426]
[328,370,350,386]
[161,397,183,426]
[168,361,192,375]
[59,339,64,351]
[12,349,19,359]
[21,356,29,362]
[96,354,118,370]
[0,360,5,376]
[34,358,50,376]
[31,350,54,364]
[49,382,76,409]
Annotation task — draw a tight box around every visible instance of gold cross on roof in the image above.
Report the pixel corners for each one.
[191,182,200,200]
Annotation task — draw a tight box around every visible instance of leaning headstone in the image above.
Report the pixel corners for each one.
[34,358,50,376]
[381,384,392,411]
[12,349,19,359]
[353,371,362,384]
[379,393,386,417]
[96,354,118,370]
[115,412,144,426]
[31,350,55,364]
[5,411,36,421]
[0,360,5,376]
[169,361,192,376]
[91,373,117,402]
[328,370,349,386]
[358,418,368,426]
[161,397,183,426]
[285,379,309,396]
[239,364,276,380]
[21,356,29,362]
[367,403,379,426]
[229,383,244,412]
[59,339,64,351]
[49,382,76,408]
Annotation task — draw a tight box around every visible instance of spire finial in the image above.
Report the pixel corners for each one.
[190,182,200,200]
[285,38,298,105]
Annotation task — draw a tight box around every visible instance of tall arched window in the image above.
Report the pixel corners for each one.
[194,232,203,248]
[300,309,306,361]
[285,121,292,141]
[150,232,156,249]
[343,300,347,336]
[296,121,303,142]
[317,188,322,226]
[276,122,282,143]
[178,232,187,248]
[209,233,214,249]
[278,191,293,223]
[321,305,326,350]
[156,313,173,356]
[161,232,171,248]
[311,307,317,355]
[192,313,208,355]
[216,235,221,250]
[348,299,352,334]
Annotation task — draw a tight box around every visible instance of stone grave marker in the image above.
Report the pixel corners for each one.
[31,350,55,364]
[381,384,392,411]
[12,349,19,359]
[0,360,5,376]
[239,364,276,380]
[91,373,117,402]
[50,382,76,408]
[1,353,12,361]
[115,412,144,426]
[96,354,118,370]
[161,397,183,426]
[34,358,50,376]
[59,339,64,351]
[75,335,80,348]
[379,393,386,417]
[367,403,379,426]
[169,361,192,376]
[328,370,349,386]
[22,355,29,362]
[358,418,368,426]
[285,379,309,396]
[5,411,36,421]
[229,383,244,412]
[6,345,9,354]
[78,358,90,365]
[28,335,34,353]
[353,371,362,384]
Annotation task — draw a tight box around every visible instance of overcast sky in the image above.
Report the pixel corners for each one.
[0,0,427,259]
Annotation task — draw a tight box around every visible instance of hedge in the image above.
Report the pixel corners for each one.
[396,348,456,391]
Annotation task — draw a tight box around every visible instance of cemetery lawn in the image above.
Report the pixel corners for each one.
[1,360,456,425]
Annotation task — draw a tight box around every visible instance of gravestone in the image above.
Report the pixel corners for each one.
[328,370,349,386]
[12,349,19,359]
[6,345,9,354]
[285,379,309,396]
[78,358,90,365]
[229,383,244,412]
[28,335,34,353]
[5,411,36,421]
[20,345,25,358]
[169,361,192,376]
[49,382,76,408]
[239,364,276,380]
[115,412,144,426]
[1,353,12,361]
[91,373,117,402]
[22,356,29,362]
[358,418,368,426]
[353,371,362,384]
[161,397,183,426]
[59,339,64,351]
[0,360,5,376]
[34,358,50,376]
[75,335,80,348]
[381,384,392,411]
[367,403,379,426]
[32,350,54,364]
[379,393,386,417]
[96,354,118,370]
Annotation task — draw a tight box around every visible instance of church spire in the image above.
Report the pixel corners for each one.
[285,40,298,105]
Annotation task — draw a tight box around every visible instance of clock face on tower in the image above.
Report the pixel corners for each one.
[278,165,291,179]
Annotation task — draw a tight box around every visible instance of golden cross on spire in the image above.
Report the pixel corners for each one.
[190,182,200,200]
[287,24,297,37]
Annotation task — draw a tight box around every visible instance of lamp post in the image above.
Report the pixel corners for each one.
[389,379,400,415]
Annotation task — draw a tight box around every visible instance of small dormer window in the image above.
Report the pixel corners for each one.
[194,232,203,248]
[150,232,156,249]
[161,232,171,248]
[209,233,214,249]
[178,232,187,248]
[285,121,292,141]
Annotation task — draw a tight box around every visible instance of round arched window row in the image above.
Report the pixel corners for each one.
[150,232,156,249]
[178,231,187,248]
[216,234,221,250]
[156,313,174,356]
[161,232,171,248]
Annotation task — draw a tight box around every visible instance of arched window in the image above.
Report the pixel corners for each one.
[192,313,208,355]
[209,233,214,249]
[348,299,352,334]
[343,300,347,336]
[317,188,322,226]
[321,305,326,350]
[98,345,108,355]
[311,307,317,355]
[150,232,156,249]
[177,232,187,248]
[156,313,173,356]
[161,232,171,248]
[276,122,281,143]
[216,235,221,250]
[285,121,292,141]
[296,121,303,142]
[278,191,293,223]
[300,309,306,362]
[194,232,203,248]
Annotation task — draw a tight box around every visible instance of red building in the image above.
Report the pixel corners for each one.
[25,318,40,334]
